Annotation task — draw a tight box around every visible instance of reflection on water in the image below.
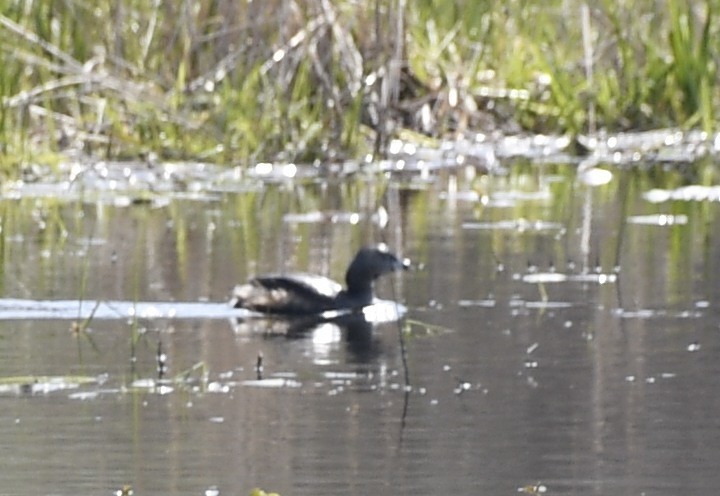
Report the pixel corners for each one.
[2,160,720,495]
[0,299,246,320]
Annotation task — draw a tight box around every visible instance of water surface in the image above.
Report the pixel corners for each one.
[2,156,720,495]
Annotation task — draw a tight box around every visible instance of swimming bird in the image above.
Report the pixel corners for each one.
[231,245,409,315]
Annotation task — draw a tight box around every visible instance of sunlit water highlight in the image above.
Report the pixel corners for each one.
[0,298,244,320]
[0,299,405,321]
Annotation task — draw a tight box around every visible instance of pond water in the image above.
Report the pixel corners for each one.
[3,149,720,495]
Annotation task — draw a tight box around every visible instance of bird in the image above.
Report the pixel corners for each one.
[231,245,409,315]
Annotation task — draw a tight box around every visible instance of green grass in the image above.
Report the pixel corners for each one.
[0,0,718,169]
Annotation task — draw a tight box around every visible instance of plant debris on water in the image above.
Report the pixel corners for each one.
[0,375,99,395]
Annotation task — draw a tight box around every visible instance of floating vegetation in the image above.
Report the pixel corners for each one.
[249,488,280,496]
[521,272,617,284]
[240,377,303,389]
[402,319,454,337]
[613,308,704,319]
[463,219,564,231]
[457,299,496,308]
[518,482,548,495]
[627,214,689,225]
[0,375,99,395]
[113,485,134,496]
[510,300,574,310]
[644,186,720,203]
[129,379,175,395]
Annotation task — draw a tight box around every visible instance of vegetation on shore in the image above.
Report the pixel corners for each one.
[0,0,717,168]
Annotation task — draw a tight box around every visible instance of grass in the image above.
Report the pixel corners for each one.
[0,0,718,169]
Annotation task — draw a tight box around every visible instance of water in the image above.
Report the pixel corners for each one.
[3,157,720,495]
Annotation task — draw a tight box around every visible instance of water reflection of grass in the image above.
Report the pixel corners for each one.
[0,1,717,167]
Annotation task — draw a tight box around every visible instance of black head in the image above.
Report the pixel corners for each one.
[345,244,409,294]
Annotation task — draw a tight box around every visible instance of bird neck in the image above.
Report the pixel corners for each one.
[341,266,374,306]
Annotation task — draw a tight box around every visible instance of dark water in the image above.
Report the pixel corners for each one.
[3,158,720,495]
